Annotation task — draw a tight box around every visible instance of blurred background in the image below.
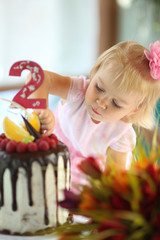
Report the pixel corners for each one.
[0,0,160,134]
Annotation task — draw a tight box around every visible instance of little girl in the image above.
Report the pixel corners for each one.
[28,41,160,187]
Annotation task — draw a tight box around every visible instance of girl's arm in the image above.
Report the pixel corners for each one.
[106,147,128,170]
[26,70,71,103]
[26,70,71,136]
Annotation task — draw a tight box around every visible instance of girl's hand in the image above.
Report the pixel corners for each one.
[34,109,55,136]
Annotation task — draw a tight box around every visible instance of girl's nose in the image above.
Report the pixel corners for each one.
[96,98,108,109]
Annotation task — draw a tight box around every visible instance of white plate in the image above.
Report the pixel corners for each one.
[0,216,88,240]
[0,233,57,240]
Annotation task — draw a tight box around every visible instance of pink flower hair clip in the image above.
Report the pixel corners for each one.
[144,40,160,81]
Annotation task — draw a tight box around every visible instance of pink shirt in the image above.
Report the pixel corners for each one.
[53,76,136,187]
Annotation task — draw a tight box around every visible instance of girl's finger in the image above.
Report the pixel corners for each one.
[40,115,55,124]
[41,122,55,131]
[42,129,54,137]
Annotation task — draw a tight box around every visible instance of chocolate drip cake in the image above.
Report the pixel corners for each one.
[0,133,70,235]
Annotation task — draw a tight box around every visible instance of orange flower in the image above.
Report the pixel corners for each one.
[112,172,130,194]
[59,233,78,240]
[79,192,98,210]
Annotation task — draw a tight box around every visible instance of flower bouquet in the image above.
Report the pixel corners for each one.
[55,130,160,240]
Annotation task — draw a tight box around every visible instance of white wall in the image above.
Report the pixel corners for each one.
[117,0,160,47]
[0,0,99,88]
[0,0,99,133]
[117,0,160,122]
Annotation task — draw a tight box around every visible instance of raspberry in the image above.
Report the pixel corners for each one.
[0,133,6,139]
[42,136,50,143]
[50,134,59,144]
[49,139,57,148]
[38,140,49,151]
[50,134,56,138]
[0,139,9,150]
[27,142,38,152]
[6,140,17,153]
[16,142,27,153]
[36,139,42,144]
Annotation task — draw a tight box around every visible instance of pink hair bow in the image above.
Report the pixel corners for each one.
[144,40,160,81]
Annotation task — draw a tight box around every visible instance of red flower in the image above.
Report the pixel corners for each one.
[98,220,126,240]
[141,180,157,204]
[78,157,102,179]
[111,195,130,210]
[58,190,80,210]
[108,236,126,240]
[153,214,160,229]
[146,164,158,182]
[98,220,126,231]
[152,234,160,240]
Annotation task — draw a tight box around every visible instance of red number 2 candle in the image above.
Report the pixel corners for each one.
[9,60,46,109]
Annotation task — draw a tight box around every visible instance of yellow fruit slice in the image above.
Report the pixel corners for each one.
[21,112,40,132]
[26,112,40,132]
[3,117,34,142]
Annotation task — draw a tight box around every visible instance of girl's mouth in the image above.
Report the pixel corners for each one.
[91,107,101,116]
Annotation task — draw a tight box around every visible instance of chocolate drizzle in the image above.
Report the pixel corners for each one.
[0,142,70,225]
[21,115,42,140]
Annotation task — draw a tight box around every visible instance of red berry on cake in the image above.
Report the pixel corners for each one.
[6,140,17,152]
[16,142,27,153]
[50,134,59,144]
[38,140,50,151]
[0,138,9,150]
[27,142,38,152]
[42,136,50,143]
[0,133,6,139]
[49,139,57,148]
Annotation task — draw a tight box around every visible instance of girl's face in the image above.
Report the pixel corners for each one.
[85,65,141,124]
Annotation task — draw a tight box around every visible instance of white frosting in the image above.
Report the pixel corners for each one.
[0,156,70,234]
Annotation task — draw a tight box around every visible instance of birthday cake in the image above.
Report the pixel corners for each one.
[0,131,70,235]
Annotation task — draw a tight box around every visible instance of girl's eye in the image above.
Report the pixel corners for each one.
[95,84,104,93]
[112,99,121,108]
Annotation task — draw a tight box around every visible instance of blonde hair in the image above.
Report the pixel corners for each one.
[90,41,160,130]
